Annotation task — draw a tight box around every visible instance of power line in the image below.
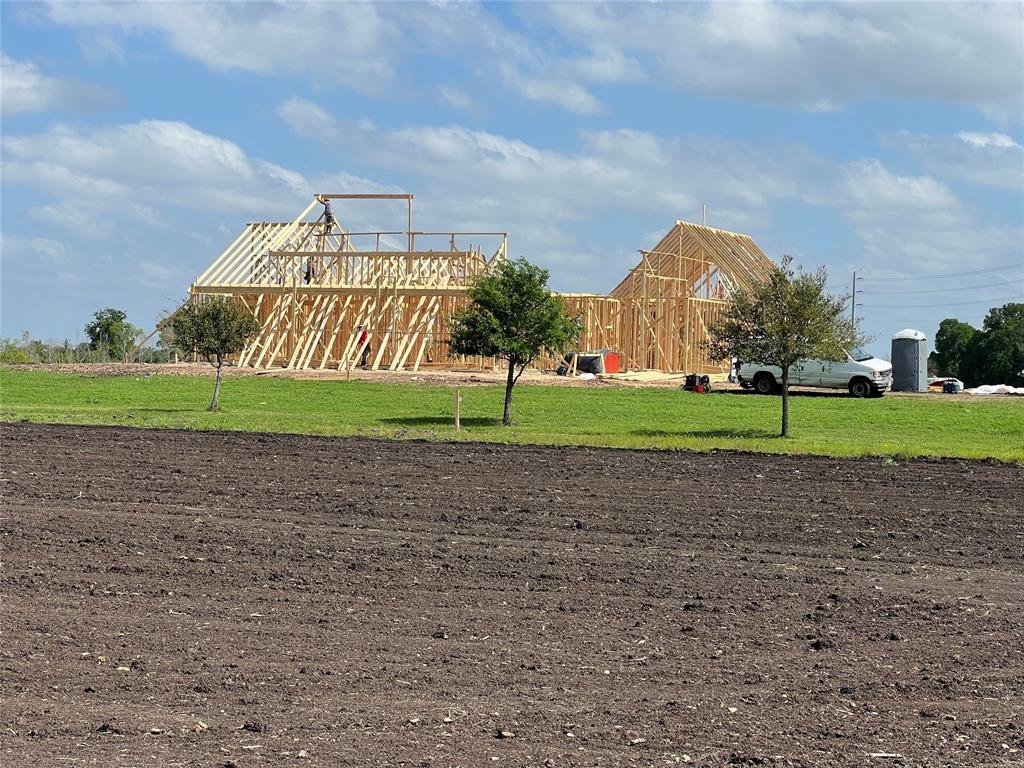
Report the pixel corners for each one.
[860,262,1023,281]
[863,277,1024,295]
[862,294,1024,309]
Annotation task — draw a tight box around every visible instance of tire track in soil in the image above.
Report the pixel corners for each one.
[1,422,1022,767]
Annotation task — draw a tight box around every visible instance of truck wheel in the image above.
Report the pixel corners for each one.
[754,373,777,395]
[849,378,871,398]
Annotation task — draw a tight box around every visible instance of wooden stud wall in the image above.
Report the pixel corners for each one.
[190,198,774,374]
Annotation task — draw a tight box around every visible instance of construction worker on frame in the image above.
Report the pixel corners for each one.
[356,324,370,368]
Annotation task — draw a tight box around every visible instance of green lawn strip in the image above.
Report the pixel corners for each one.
[1,369,1021,462]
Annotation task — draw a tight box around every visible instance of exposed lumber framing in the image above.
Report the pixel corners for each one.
[191,194,508,371]
[189,198,774,374]
[549,221,775,373]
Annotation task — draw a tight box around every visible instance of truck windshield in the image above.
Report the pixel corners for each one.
[849,348,873,362]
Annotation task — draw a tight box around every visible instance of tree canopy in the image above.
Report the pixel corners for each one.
[932,303,1024,387]
[449,257,580,425]
[931,319,976,380]
[172,298,259,411]
[707,255,862,436]
[84,308,142,361]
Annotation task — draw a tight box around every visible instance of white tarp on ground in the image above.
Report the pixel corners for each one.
[965,384,1024,395]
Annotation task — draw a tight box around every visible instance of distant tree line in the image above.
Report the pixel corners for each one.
[929,302,1024,387]
[0,307,177,365]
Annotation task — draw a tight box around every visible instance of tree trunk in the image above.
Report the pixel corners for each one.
[210,360,223,412]
[780,367,790,437]
[502,359,515,426]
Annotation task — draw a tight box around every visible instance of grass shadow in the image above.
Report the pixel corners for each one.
[719,388,848,399]
[379,415,500,428]
[632,427,779,439]
[124,407,206,414]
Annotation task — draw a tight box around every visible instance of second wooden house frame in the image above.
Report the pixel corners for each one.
[551,220,776,374]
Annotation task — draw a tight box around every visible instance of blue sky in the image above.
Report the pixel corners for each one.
[2,1,1022,354]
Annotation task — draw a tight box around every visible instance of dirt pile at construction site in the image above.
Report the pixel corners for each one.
[2,424,1021,766]
[2,362,639,387]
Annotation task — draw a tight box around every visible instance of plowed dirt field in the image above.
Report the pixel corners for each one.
[1,423,1021,767]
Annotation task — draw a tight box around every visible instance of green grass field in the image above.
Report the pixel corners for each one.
[2,369,1022,462]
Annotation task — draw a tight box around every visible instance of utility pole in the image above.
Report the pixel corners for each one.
[850,271,862,327]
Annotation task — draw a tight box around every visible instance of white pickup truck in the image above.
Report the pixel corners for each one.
[737,351,893,398]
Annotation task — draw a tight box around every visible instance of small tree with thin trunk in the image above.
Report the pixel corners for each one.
[449,258,581,426]
[707,256,864,437]
[171,298,259,411]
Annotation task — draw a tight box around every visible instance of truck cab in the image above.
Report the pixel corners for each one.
[738,350,893,397]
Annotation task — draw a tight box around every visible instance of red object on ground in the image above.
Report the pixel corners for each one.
[603,352,621,373]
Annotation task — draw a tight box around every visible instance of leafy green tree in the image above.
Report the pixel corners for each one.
[707,255,864,437]
[84,308,142,361]
[930,318,976,378]
[449,257,581,426]
[171,298,259,411]
[961,303,1024,387]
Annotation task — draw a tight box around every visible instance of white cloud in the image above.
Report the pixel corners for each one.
[835,159,1022,274]
[839,160,960,213]
[885,130,1024,190]
[277,97,832,290]
[498,65,603,115]
[565,46,644,84]
[79,32,125,63]
[278,97,821,223]
[957,132,1019,149]
[35,1,1024,119]
[27,204,116,240]
[277,97,344,142]
[43,2,394,94]
[0,117,401,334]
[0,233,68,264]
[438,85,472,111]
[40,1,605,114]
[138,259,176,285]
[0,53,118,116]
[2,120,314,229]
[533,2,1024,117]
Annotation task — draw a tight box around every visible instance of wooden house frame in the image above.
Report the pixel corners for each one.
[191,194,507,371]
[189,196,775,373]
[559,220,776,374]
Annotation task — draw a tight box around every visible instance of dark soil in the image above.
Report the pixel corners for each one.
[2,423,1022,767]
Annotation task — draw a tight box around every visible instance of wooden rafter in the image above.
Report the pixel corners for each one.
[189,197,772,374]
